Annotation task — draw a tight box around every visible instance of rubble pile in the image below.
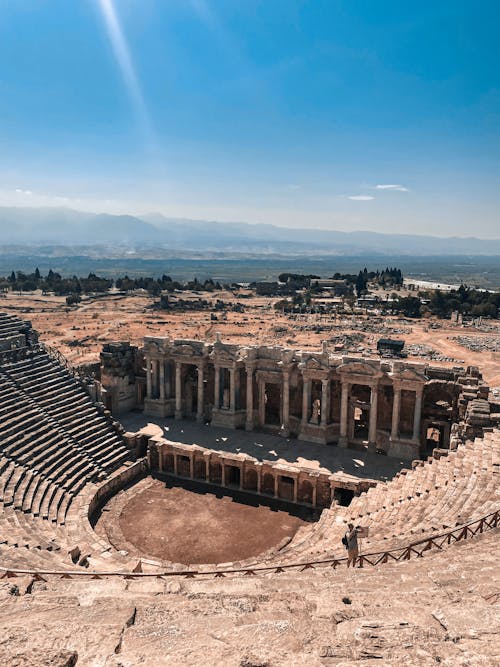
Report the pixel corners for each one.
[406,343,462,363]
[452,336,499,353]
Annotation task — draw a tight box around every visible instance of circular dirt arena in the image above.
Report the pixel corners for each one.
[116,479,310,564]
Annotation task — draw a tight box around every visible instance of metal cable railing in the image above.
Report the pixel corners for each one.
[1,509,497,581]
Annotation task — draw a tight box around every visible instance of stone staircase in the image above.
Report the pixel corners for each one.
[245,430,500,569]
[0,314,136,571]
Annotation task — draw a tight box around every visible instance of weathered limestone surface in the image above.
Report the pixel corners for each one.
[0,530,498,666]
[0,314,497,665]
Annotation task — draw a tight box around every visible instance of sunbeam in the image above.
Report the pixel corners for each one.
[97,0,155,150]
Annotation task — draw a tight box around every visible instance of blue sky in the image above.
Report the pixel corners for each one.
[0,0,499,237]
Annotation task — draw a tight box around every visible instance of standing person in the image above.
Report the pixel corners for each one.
[345,523,359,568]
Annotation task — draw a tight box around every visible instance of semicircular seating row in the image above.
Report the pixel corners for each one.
[252,429,500,569]
[0,334,135,572]
[0,310,498,574]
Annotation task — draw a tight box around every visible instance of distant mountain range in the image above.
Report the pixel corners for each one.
[1,206,499,256]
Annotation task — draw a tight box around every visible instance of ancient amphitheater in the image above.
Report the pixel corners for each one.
[0,312,498,666]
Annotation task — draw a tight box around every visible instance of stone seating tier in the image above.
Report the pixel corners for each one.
[0,343,134,570]
[0,354,130,474]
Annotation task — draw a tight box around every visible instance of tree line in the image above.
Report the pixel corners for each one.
[0,269,224,300]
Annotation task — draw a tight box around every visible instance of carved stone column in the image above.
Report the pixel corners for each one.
[293,477,298,503]
[214,365,221,409]
[229,367,236,412]
[173,453,178,476]
[221,464,226,487]
[165,362,172,398]
[312,479,317,507]
[321,378,330,427]
[189,455,194,479]
[368,384,378,451]
[339,381,350,447]
[234,367,240,410]
[196,364,204,423]
[245,365,254,431]
[391,385,401,440]
[282,371,290,435]
[274,474,279,498]
[204,451,210,481]
[152,359,159,398]
[175,361,182,419]
[413,388,423,442]
[258,380,266,426]
[159,360,165,400]
[146,357,152,398]
[301,378,311,424]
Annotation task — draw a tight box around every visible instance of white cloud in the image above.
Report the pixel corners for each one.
[348,195,375,201]
[15,188,33,196]
[375,184,409,192]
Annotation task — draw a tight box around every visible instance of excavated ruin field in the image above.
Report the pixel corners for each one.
[98,478,310,564]
[1,290,499,386]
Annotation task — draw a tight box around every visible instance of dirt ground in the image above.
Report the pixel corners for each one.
[117,479,308,564]
[1,289,499,387]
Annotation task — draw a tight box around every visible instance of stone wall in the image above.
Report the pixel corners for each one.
[147,437,373,509]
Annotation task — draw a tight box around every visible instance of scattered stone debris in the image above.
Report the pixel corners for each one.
[452,336,499,353]
[406,343,461,363]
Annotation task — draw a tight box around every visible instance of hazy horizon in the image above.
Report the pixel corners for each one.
[1,203,500,242]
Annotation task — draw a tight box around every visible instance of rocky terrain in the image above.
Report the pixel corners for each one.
[0,529,498,666]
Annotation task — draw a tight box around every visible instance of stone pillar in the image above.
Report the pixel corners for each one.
[229,367,236,412]
[173,453,178,476]
[293,477,298,503]
[339,381,349,447]
[282,371,290,434]
[321,378,330,427]
[158,448,163,472]
[196,364,204,423]
[274,474,279,498]
[391,386,401,440]
[159,360,165,400]
[204,452,210,481]
[368,384,378,451]
[175,362,182,419]
[165,363,172,398]
[258,380,266,426]
[234,367,241,410]
[312,480,317,507]
[221,464,226,487]
[413,388,423,442]
[146,357,152,398]
[329,481,337,504]
[301,378,311,424]
[153,359,159,398]
[256,465,262,494]
[245,366,254,431]
[214,365,221,409]
[189,455,194,479]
